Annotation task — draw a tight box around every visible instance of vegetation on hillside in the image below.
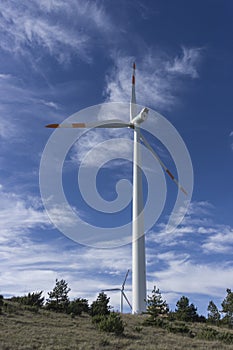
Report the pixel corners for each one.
[1,280,233,349]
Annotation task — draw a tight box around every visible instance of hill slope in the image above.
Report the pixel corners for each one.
[1,303,233,349]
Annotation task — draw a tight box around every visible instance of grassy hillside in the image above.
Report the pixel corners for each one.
[1,301,233,350]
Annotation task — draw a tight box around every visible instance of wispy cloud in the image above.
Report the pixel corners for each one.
[202,227,233,253]
[148,200,233,254]
[0,73,60,140]
[0,73,13,80]
[35,0,113,32]
[0,0,113,64]
[165,46,203,78]
[104,47,203,110]
[69,128,132,168]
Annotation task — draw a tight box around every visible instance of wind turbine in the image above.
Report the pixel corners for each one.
[102,269,132,313]
[46,63,187,314]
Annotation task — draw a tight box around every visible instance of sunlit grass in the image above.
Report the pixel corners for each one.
[1,301,233,349]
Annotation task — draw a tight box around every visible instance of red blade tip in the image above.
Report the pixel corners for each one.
[46,123,59,128]
[133,62,136,69]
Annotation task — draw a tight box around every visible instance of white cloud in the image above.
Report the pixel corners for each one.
[165,46,202,78]
[149,255,233,300]
[0,189,132,302]
[0,191,50,243]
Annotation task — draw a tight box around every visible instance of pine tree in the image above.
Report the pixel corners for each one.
[221,288,233,327]
[207,300,220,325]
[46,279,71,312]
[175,296,198,322]
[146,286,169,319]
[90,292,111,317]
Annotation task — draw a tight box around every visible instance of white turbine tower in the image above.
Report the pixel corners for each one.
[102,269,132,313]
[131,63,147,313]
[46,63,187,314]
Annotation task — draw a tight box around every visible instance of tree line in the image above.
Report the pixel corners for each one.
[146,286,233,327]
[1,280,233,331]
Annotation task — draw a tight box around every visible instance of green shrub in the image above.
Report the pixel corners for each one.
[220,332,233,344]
[9,292,44,308]
[24,305,39,313]
[167,322,194,337]
[134,326,142,333]
[198,327,220,341]
[197,326,233,344]
[143,317,194,338]
[98,312,124,335]
[67,298,89,317]
[3,302,21,314]
[0,295,3,313]
[143,316,168,328]
[99,338,110,347]
[92,314,105,324]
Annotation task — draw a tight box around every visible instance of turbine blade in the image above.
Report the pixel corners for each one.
[46,120,130,129]
[130,62,137,121]
[121,291,123,313]
[140,133,188,196]
[122,269,130,290]
[122,291,132,310]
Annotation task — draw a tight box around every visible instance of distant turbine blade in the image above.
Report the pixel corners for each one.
[130,62,137,121]
[122,291,132,310]
[46,120,130,129]
[140,133,188,196]
[122,269,130,290]
[101,288,121,292]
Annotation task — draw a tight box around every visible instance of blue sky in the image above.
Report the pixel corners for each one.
[0,0,233,315]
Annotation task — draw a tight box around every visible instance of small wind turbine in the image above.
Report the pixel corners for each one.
[102,269,132,313]
[46,63,187,314]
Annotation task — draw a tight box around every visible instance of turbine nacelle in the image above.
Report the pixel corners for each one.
[130,107,149,126]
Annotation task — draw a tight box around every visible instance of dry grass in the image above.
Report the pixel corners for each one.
[1,304,233,350]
